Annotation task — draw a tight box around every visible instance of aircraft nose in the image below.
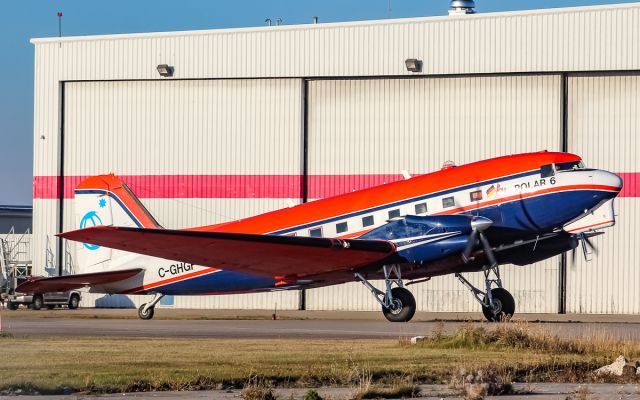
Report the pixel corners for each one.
[594,170,623,193]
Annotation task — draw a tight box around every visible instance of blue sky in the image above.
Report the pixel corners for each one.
[0,0,635,205]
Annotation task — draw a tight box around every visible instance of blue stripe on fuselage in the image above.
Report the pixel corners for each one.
[269,169,539,234]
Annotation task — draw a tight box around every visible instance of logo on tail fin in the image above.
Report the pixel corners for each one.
[79,211,103,250]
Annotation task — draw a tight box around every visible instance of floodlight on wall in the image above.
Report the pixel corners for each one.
[156,64,174,77]
[404,58,422,73]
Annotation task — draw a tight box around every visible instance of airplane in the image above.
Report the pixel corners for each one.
[17,151,623,322]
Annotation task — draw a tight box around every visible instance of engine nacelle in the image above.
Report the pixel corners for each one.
[359,215,473,264]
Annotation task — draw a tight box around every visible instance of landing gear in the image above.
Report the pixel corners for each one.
[455,265,515,322]
[356,265,417,322]
[482,288,515,322]
[382,287,416,322]
[138,293,164,320]
[458,221,516,322]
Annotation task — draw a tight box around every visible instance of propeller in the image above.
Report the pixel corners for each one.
[570,232,600,267]
[462,216,493,263]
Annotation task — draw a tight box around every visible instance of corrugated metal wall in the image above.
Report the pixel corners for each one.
[305,76,563,313]
[566,74,640,314]
[32,3,640,79]
[61,79,302,309]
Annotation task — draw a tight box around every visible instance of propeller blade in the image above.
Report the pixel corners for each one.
[583,235,599,255]
[479,232,498,267]
[570,247,576,268]
[462,230,478,262]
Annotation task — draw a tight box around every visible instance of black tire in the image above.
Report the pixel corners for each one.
[482,288,515,322]
[6,302,19,310]
[138,304,155,320]
[382,287,416,322]
[32,295,43,311]
[68,294,80,310]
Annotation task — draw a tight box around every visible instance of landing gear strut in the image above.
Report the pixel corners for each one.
[138,293,164,320]
[356,265,416,322]
[458,222,516,322]
[455,267,515,322]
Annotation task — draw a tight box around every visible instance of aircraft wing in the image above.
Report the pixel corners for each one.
[59,226,396,278]
[15,268,143,293]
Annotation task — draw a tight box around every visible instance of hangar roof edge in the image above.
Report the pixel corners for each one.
[30,2,640,45]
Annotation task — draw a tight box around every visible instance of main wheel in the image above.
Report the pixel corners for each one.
[32,295,43,311]
[68,294,80,310]
[382,287,416,322]
[138,304,155,320]
[6,302,18,310]
[482,288,515,322]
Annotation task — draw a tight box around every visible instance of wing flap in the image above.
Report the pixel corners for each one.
[16,268,143,293]
[59,226,396,278]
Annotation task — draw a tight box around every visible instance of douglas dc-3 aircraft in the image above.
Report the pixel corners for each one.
[18,151,622,322]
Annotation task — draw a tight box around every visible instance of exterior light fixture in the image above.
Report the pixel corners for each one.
[156,64,174,77]
[404,58,422,73]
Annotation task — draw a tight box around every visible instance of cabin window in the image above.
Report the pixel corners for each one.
[362,215,374,227]
[336,222,348,234]
[309,228,323,237]
[470,190,482,202]
[415,202,427,214]
[442,197,455,208]
[540,164,555,178]
[388,209,401,219]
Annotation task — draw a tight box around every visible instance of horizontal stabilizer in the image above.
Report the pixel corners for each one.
[58,226,396,278]
[16,268,143,294]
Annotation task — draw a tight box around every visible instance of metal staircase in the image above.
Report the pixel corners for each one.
[0,227,32,299]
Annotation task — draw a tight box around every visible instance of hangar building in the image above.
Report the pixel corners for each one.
[31,2,639,314]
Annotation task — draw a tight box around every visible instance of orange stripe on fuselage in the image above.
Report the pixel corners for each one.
[120,267,220,294]
[190,152,582,235]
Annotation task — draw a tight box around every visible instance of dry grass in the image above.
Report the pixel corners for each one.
[242,375,277,400]
[1,321,639,395]
[406,320,640,358]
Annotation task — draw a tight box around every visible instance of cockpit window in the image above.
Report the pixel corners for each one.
[541,161,584,178]
[540,164,555,178]
[555,161,584,171]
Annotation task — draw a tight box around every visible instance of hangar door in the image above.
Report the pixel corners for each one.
[305,75,564,313]
[566,75,640,314]
[63,79,303,310]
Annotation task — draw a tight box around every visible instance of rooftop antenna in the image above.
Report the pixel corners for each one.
[57,11,63,36]
[57,11,63,48]
[276,18,283,26]
[312,16,319,24]
[449,0,476,15]
[265,18,272,26]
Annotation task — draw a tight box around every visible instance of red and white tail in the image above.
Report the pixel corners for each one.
[73,174,160,273]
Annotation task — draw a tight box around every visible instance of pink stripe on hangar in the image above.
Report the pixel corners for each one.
[32,172,638,199]
[616,173,639,198]
[34,175,303,199]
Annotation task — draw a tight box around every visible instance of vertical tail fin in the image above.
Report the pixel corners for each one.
[73,174,160,273]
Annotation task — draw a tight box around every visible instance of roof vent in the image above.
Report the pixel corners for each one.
[449,0,476,15]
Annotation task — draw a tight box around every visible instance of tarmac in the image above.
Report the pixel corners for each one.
[3,309,640,399]
[2,308,640,340]
[2,383,640,399]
